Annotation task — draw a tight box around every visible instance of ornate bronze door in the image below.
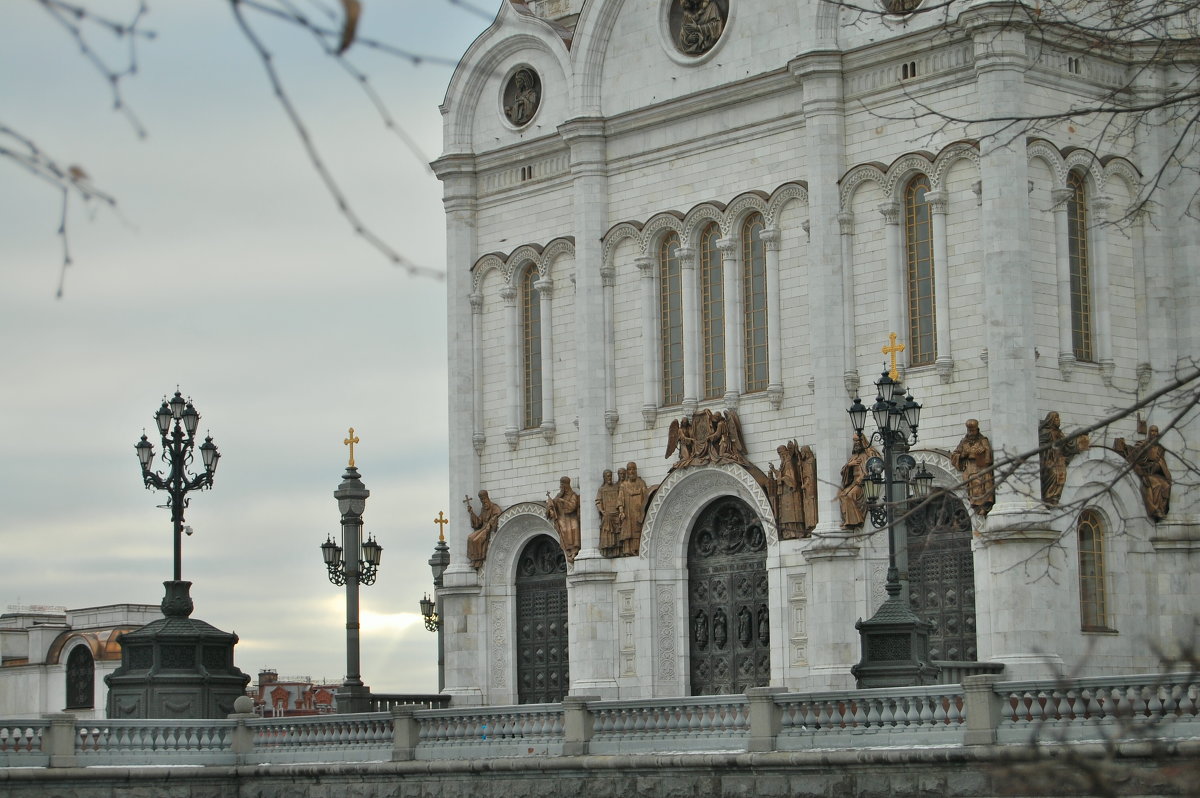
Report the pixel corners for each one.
[906,493,976,661]
[516,535,569,703]
[687,497,770,695]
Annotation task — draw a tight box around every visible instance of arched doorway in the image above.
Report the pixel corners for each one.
[907,492,976,661]
[687,497,770,695]
[65,644,95,710]
[515,535,569,703]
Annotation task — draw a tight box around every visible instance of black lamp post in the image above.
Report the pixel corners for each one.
[136,390,220,582]
[422,511,450,692]
[848,366,939,688]
[321,429,383,713]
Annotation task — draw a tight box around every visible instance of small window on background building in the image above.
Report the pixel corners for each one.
[65,645,95,710]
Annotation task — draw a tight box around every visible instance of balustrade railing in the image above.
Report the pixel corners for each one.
[4,673,1200,769]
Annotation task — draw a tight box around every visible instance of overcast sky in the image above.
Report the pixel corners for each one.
[1,2,492,693]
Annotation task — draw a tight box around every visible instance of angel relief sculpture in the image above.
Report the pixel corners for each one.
[665,408,751,472]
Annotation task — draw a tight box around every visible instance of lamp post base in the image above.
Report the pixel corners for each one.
[851,587,940,689]
[335,684,374,714]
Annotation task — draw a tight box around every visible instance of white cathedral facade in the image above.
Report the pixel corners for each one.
[431,0,1200,705]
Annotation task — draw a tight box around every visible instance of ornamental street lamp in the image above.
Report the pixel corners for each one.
[135,390,220,582]
[421,511,451,692]
[848,341,939,688]
[321,428,383,713]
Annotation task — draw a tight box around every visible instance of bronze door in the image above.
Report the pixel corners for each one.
[906,493,977,661]
[516,535,569,703]
[687,497,770,695]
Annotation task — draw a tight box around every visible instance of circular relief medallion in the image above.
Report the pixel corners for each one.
[668,0,728,57]
[882,0,921,13]
[502,66,541,127]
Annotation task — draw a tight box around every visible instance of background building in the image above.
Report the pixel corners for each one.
[0,604,160,718]
[432,0,1200,704]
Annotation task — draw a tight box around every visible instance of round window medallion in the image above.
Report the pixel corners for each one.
[667,0,729,57]
[502,66,541,128]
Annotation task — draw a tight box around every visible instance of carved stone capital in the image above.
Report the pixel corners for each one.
[499,286,517,305]
[1099,359,1115,387]
[843,370,860,398]
[604,409,619,435]
[1051,188,1074,209]
[534,277,554,299]
[1058,351,1076,381]
[504,427,519,450]
[635,255,655,276]
[935,355,954,383]
[1137,362,1153,391]
[716,237,739,257]
[641,404,658,429]
[837,211,854,236]
[472,431,486,455]
[723,390,740,412]
[760,228,782,251]
[469,293,483,314]
[800,220,811,242]
[878,201,900,225]
[925,189,948,214]
[676,247,696,269]
[767,384,784,410]
[600,264,615,287]
[540,420,556,444]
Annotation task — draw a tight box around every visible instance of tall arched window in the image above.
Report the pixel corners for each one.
[1078,509,1110,631]
[1067,170,1093,362]
[699,223,725,400]
[65,644,95,710]
[659,232,684,406]
[521,267,542,429]
[904,175,936,367]
[742,213,768,393]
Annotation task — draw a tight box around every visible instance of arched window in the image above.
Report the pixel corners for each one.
[904,175,936,367]
[659,232,684,406]
[1078,509,1110,631]
[699,223,725,400]
[1067,171,1093,362]
[742,213,768,393]
[521,267,542,429]
[65,644,95,710]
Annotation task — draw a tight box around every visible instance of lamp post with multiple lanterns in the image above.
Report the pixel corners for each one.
[421,511,450,692]
[321,428,383,713]
[847,346,939,688]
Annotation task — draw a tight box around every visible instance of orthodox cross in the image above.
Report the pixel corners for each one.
[344,427,360,467]
[882,333,905,381]
[434,510,449,541]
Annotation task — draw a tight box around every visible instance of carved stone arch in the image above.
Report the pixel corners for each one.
[642,212,686,253]
[883,153,937,201]
[929,141,980,190]
[838,163,887,211]
[1063,148,1105,189]
[571,0,630,115]
[766,182,810,228]
[487,501,559,585]
[507,243,546,277]
[724,191,771,231]
[1060,446,1146,527]
[602,222,645,270]
[1100,157,1141,202]
[1026,139,1068,188]
[910,449,980,531]
[443,20,573,150]
[471,253,508,295]
[540,237,576,279]
[640,464,778,571]
[682,204,728,244]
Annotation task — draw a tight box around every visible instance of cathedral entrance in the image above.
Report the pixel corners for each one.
[515,535,569,703]
[687,497,770,695]
[906,493,977,661]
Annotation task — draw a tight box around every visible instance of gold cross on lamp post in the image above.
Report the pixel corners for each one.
[343,427,360,467]
[433,510,448,542]
[882,333,905,381]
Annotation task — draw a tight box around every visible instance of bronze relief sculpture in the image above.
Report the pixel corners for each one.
[1039,411,1089,505]
[665,408,749,471]
[670,0,727,56]
[1115,426,1172,521]
[502,67,540,126]
[950,419,995,517]
[767,440,818,539]
[463,490,503,569]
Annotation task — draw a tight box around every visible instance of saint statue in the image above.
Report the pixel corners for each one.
[464,490,503,570]
[838,433,879,529]
[617,461,648,556]
[677,0,724,55]
[950,419,995,517]
[1115,425,1172,521]
[546,476,581,563]
[1039,411,1089,505]
[768,440,816,539]
[595,469,622,557]
[504,68,540,126]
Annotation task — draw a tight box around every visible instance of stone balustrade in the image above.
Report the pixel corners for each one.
[2,672,1198,769]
